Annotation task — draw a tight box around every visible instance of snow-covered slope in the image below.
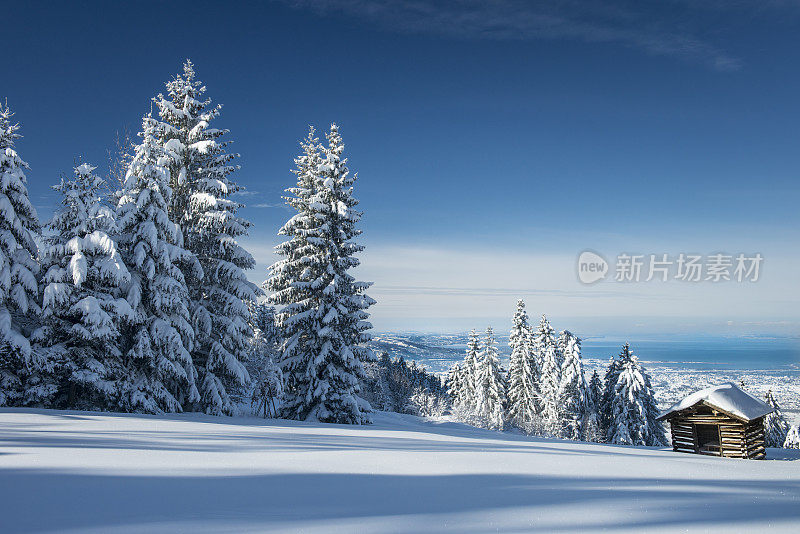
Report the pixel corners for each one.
[1,408,798,533]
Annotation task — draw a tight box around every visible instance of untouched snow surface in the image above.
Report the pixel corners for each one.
[1,408,799,533]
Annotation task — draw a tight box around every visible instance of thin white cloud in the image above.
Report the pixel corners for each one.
[278,0,744,71]
[246,238,799,332]
[350,245,800,327]
[233,189,261,197]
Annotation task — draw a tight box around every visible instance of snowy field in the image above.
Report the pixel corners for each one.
[1,408,799,533]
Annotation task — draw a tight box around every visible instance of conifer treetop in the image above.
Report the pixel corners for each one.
[0,102,41,363]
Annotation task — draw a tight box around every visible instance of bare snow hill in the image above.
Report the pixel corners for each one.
[1,408,799,533]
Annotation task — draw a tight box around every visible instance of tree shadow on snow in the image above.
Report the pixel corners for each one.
[0,426,618,456]
[0,408,641,456]
[3,408,793,461]
[0,470,798,532]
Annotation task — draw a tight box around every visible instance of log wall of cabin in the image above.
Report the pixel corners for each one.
[666,404,766,459]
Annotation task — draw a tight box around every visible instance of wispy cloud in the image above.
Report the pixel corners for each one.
[345,244,799,327]
[233,188,290,209]
[278,0,744,71]
[374,284,657,300]
[233,189,261,197]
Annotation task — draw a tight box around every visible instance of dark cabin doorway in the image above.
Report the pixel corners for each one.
[695,424,721,455]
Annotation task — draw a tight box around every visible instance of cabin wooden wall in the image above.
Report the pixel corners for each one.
[666,404,766,459]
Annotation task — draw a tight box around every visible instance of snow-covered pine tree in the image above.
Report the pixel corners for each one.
[642,364,667,446]
[533,314,560,436]
[37,163,133,408]
[266,127,320,420]
[557,330,590,440]
[247,316,283,418]
[764,390,790,447]
[374,352,396,412]
[308,124,375,422]
[607,345,665,446]
[588,369,602,410]
[153,60,258,415]
[608,354,647,445]
[115,114,200,413]
[506,299,539,431]
[0,103,41,407]
[583,369,604,442]
[462,329,482,410]
[266,127,324,420]
[246,300,281,417]
[267,124,375,424]
[598,344,631,440]
[476,326,506,430]
[447,362,466,408]
[785,425,800,449]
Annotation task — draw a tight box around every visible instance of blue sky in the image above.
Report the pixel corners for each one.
[5,1,800,337]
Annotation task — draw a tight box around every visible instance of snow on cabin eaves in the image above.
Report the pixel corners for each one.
[658,382,773,422]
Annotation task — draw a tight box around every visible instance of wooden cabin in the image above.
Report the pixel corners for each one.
[657,382,773,459]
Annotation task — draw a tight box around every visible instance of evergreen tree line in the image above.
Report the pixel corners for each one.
[361,353,448,417]
[447,299,668,446]
[1,60,375,425]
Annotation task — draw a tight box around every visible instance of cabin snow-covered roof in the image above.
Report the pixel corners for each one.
[658,382,773,422]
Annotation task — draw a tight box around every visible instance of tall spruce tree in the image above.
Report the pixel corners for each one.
[588,369,602,410]
[506,299,538,430]
[37,164,132,408]
[267,124,375,424]
[153,60,257,415]
[608,353,646,445]
[446,362,466,408]
[476,326,506,430]
[599,344,631,440]
[533,314,560,435]
[584,369,604,442]
[267,127,321,419]
[115,114,200,413]
[557,330,590,440]
[0,103,41,406]
[764,390,790,447]
[607,345,665,446]
[642,365,667,446]
[462,329,481,410]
